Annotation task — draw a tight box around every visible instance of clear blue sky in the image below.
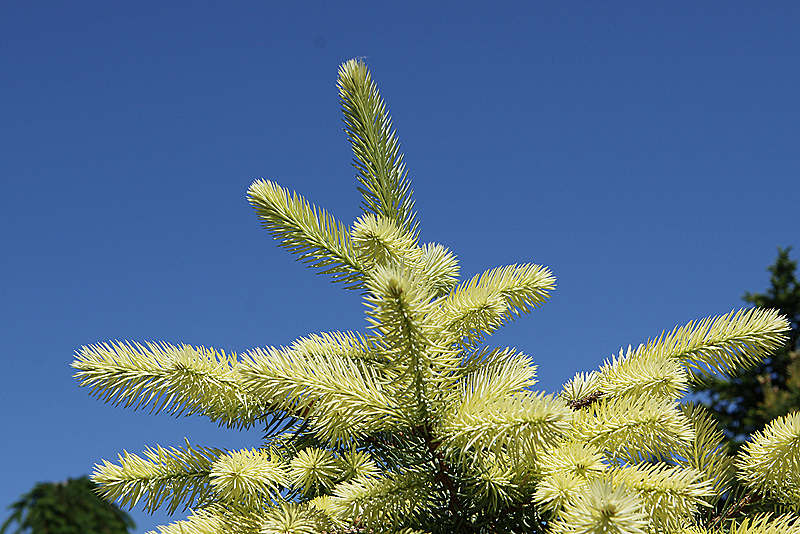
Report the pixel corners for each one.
[1,2,798,532]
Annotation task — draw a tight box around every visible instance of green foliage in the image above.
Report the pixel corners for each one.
[1,476,134,534]
[694,247,800,442]
[72,59,800,533]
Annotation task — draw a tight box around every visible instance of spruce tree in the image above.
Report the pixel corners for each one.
[1,477,134,534]
[72,60,800,534]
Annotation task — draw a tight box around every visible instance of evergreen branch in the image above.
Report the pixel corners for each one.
[434,263,555,346]
[290,447,381,501]
[674,403,735,502]
[598,347,690,401]
[570,396,694,462]
[533,442,608,513]
[720,512,800,533]
[708,490,762,531]
[72,341,266,429]
[560,371,602,405]
[633,308,789,378]
[289,447,340,496]
[460,452,516,513]
[148,502,307,534]
[533,470,589,515]
[351,213,419,270]
[537,442,609,480]
[0,477,135,534]
[449,347,539,413]
[328,450,381,490]
[609,464,714,533]
[351,215,459,299]
[241,345,407,444]
[330,471,433,529]
[552,479,647,534]
[416,243,460,298]
[248,179,365,286]
[364,264,440,422]
[735,411,800,506]
[145,508,227,534]
[288,330,382,364]
[260,502,338,534]
[338,59,418,235]
[440,391,572,460]
[92,439,221,514]
[209,448,288,508]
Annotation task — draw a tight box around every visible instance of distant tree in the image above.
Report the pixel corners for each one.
[0,476,134,534]
[694,246,800,442]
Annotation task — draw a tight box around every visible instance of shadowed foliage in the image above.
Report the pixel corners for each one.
[1,477,134,534]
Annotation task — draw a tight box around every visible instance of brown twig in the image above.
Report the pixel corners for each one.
[709,492,762,530]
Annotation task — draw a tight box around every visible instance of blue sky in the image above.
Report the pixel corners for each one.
[1,2,798,532]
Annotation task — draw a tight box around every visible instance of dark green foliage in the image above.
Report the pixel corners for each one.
[1,476,134,534]
[694,246,800,442]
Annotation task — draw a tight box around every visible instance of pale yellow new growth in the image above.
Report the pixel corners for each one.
[351,213,419,270]
[532,442,608,514]
[241,345,405,444]
[92,439,220,514]
[337,58,417,236]
[453,348,539,410]
[288,330,377,362]
[330,471,432,527]
[433,263,555,347]
[570,395,694,462]
[736,411,800,506]
[598,347,689,401]
[534,470,587,514]
[554,479,648,534]
[72,341,265,428]
[626,308,787,377]
[674,403,734,501]
[441,390,572,460]
[260,503,331,534]
[537,442,608,480]
[145,509,225,534]
[725,513,800,533]
[466,452,517,512]
[73,58,796,534]
[209,448,286,508]
[290,448,339,495]
[248,178,364,286]
[609,463,713,532]
[560,371,601,404]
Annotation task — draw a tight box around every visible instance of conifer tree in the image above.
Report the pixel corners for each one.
[694,247,800,443]
[72,59,800,534]
[1,477,134,534]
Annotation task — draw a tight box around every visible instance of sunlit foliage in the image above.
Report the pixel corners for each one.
[73,59,797,534]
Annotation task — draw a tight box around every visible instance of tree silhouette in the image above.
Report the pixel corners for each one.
[1,476,134,534]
